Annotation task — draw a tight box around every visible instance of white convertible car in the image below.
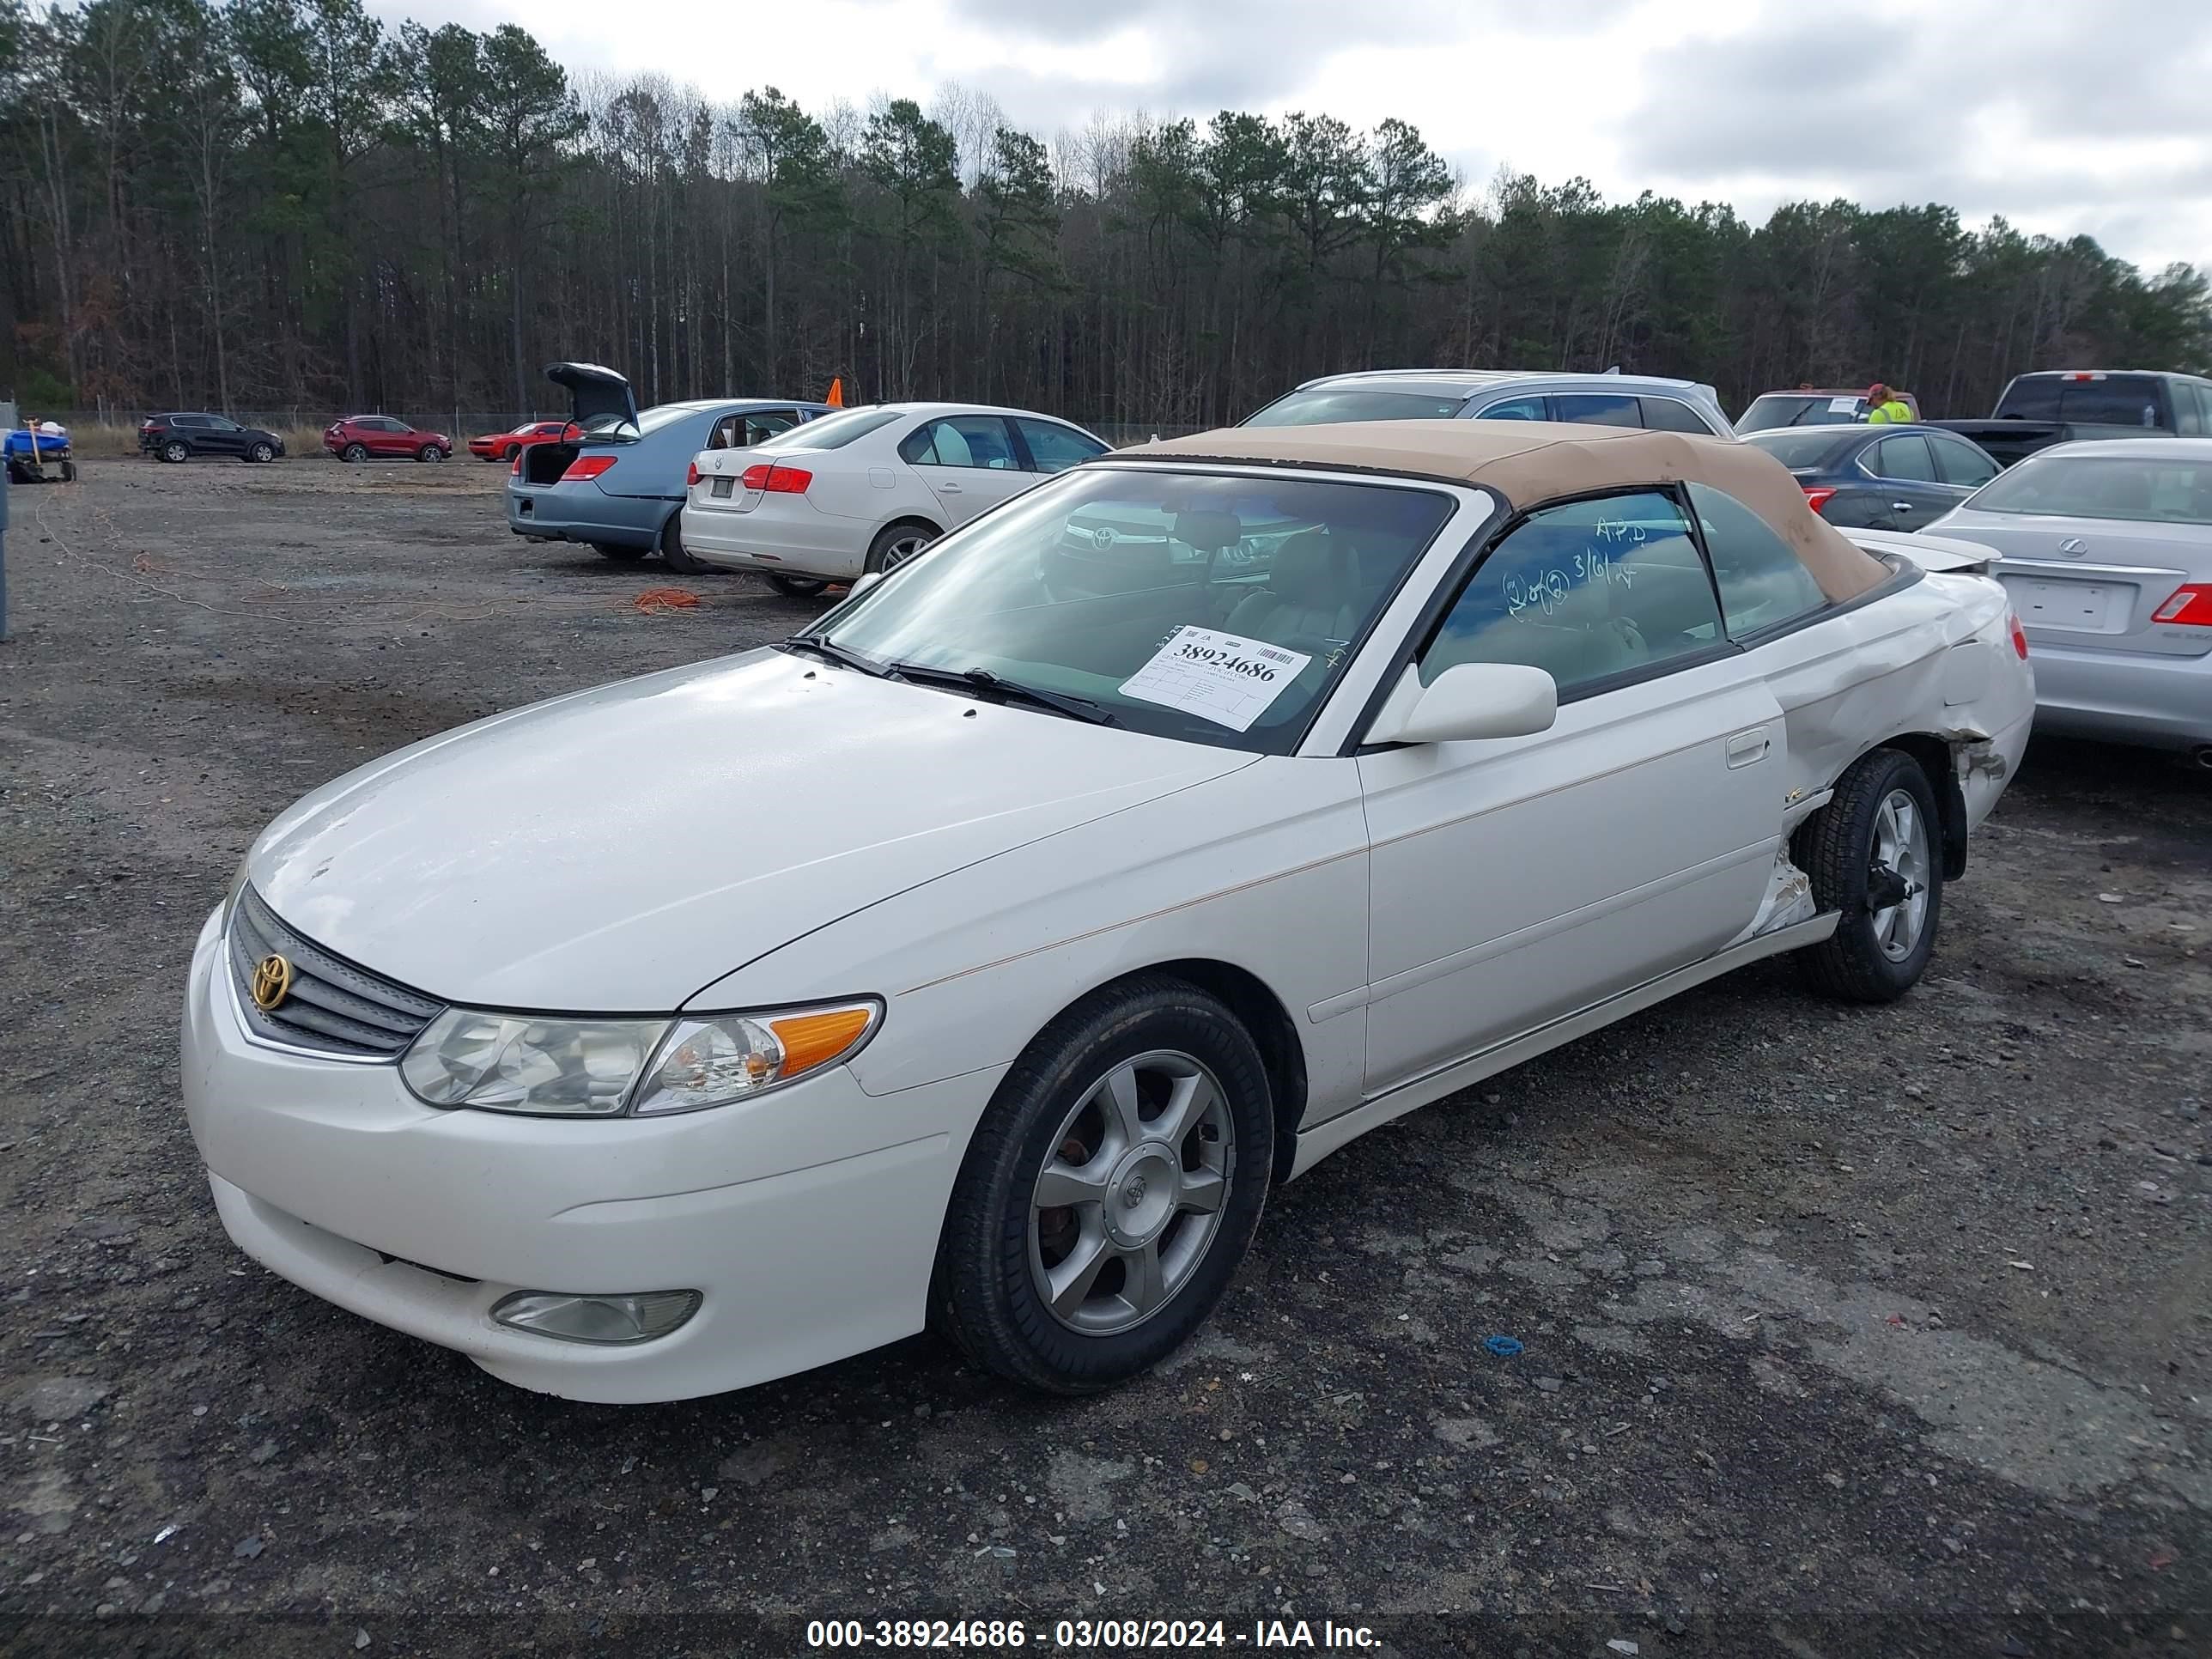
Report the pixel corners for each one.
[181,422,2033,1402]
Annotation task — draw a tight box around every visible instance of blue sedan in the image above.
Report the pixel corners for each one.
[508,362,830,571]
[1741,423,2002,532]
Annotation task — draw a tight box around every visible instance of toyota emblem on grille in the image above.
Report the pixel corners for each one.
[251,954,295,1012]
[2058,537,2088,556]
[1091,526,1116,550]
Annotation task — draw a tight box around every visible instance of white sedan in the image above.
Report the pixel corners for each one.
[181,421,2033,1403]
[680,401,1111,596]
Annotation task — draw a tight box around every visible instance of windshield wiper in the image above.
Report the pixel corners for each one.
[781,636,899,678]
[885,662,1119,726]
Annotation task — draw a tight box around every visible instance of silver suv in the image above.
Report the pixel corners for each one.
[1242,369,1735,438]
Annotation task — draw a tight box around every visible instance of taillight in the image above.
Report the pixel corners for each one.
[510,450,523,477]
[561,454,617,482]
[1802,486,1837,514]
[2008,611,2029,659]
[685,461,700,487]
[2151,584,2212,626]
[740,463,810,494]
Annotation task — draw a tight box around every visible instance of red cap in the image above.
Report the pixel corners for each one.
[1867,383,1889,400]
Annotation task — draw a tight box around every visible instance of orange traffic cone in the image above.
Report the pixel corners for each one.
[825,377,845,409]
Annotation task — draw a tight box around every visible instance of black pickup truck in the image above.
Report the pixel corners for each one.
[1931,369,2212,466]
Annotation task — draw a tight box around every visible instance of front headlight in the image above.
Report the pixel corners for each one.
[398,1000,880,1118]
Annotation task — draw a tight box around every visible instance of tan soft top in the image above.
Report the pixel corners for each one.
[1129,420,1890,604]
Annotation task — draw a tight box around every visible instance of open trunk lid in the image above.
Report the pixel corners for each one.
[546,362,639,440]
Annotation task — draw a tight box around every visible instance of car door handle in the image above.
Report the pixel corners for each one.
[935,481,963,494]
[1893,501,1916,512]
[1725,726,1771,768]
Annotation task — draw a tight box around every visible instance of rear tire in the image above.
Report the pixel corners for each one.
[592,543,647,562]
[1794,746,1945,1003]
[659,511,709,575]
[341,443,368,464]
[766,573,831,598]
[931,976,1273,1395]
[866,520,939,575]
[160,440,189,464]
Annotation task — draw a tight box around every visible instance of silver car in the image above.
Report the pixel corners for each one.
[1241,368,1735,438]
[1927,438,2212,763]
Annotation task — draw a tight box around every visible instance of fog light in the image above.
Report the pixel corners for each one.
[490,1289,701,1346]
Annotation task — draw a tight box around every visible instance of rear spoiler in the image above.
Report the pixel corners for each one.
[1844,527,2002,576]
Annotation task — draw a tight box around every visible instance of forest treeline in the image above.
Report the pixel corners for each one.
[4,0,2209,427]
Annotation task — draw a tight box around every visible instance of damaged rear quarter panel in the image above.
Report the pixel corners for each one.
[1756,568,2033,821]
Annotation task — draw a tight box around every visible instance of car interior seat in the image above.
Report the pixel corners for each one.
[1223,530,1358,656]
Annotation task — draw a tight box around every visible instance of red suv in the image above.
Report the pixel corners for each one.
[324,416,453,463]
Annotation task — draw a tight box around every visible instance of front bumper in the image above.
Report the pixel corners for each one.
[180,908,1000,1402]
[2027,638,2212,751]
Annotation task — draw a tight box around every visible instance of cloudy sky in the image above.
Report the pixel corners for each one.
[375,0,2212,275]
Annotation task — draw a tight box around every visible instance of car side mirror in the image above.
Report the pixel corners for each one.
[1363,662,1558,745]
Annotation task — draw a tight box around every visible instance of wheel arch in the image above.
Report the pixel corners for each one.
[878,512,945,540]
[1033,957,1309,1185]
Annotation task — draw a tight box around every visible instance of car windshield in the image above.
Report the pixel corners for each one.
[1737,394,1863,432]
[756,408,901,451]
[1743,429,1863,467]
[1242,387,1470,427]
[812,467,1465,755]
[1966,455,2212,525]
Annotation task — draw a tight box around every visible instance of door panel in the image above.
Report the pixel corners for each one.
[1358,665,1783,1092]
[900,416,1031,527]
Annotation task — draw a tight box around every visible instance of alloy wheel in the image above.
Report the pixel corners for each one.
[1028,1048,1234,1336]
[1869,787,1930,963]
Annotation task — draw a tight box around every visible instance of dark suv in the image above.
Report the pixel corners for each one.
[140,413,286,464]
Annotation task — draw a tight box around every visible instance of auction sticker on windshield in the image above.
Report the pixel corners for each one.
[1120,626,1312,731]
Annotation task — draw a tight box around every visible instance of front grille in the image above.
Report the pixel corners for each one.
[227,886,445,1060]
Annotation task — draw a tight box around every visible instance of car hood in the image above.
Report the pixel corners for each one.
[247,650,1252,1011]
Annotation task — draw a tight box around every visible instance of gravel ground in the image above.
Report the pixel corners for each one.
[1,459,2208,1658]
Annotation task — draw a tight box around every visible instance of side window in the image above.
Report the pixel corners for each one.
[1929,436,1998,488]
[901,416,1018,469]
[1686,483,1829,638]
[1552,393,1638,428]
[1419,490,1724,696]
[537,423,565,436]
[1639,397,1714,434]
[705,416,739,451]
[1014,418,1109,474]
[206,416,239,431]
[1873,434,1937,482]
[742,410,801,447]
[2174,385,2208,437]
[174,415,209,428]
[1474,396,1547,422]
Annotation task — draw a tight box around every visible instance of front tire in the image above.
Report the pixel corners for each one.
[933,976,1273,1395]
[1795,747,1944,1002]
[866,520,939,575]
[766,573,831,598]
[417,444,447,463]
[248,441,276,464]
[659,511,708,574]
[501,445,520,463]
[341,443,368,464]
[160,440,189,464]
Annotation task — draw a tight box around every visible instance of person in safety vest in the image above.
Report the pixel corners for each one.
[1865,383,1913,424]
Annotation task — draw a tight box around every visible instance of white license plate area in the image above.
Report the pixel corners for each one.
[710,477,734,498]
[2003,576,2126,632]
